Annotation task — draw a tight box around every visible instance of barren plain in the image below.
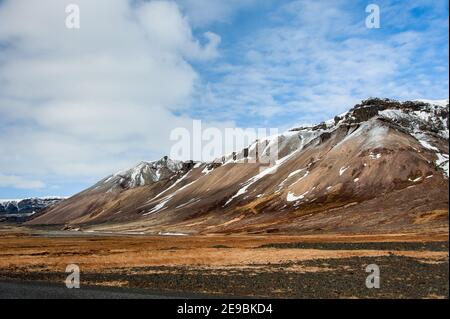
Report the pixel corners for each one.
[0,224,447,298]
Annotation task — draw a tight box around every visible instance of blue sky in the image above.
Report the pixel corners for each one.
[0,0,448,199]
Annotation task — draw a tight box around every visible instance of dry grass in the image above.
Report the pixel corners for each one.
[0,227,448,273]
[414,210,449,224]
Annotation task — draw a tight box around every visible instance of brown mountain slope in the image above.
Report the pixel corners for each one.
[27,99,449,235]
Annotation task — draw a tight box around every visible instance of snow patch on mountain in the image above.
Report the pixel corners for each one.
[339,166,349,176]
[224,147,303,206]
[436,153,449,178]
[286,191,308,202]
[376,99,449,178]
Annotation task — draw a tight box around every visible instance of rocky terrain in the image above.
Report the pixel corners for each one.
[0,228,447,298]
[27,98,449,235]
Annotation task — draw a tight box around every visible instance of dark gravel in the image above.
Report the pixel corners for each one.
[1,255,448,298]
[257,241,449,251]
[0,280,222,299]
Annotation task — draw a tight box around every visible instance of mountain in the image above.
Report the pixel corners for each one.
[0,197,65,221]
[27,98,449,235]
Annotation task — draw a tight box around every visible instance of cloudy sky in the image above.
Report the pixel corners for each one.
[0,0,448,198]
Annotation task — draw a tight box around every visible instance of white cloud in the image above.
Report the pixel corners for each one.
[0,0,225,188]
[192,0,448,127]
[0,0,447,194]
[0,174,45,190]
[135,1,221,60]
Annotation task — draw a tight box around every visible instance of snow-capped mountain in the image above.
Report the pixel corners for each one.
[97,156,189,190]
[0,197,64,216]
[27,98,449,235]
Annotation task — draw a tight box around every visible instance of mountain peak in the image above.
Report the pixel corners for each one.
[98,156,189,190]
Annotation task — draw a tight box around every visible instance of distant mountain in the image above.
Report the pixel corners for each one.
[0,197,65,221]
[27,98,449,235]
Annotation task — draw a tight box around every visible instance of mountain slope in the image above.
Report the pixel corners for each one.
[27,98,449,235]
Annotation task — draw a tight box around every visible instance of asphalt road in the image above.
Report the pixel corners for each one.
[0,280,207,299]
